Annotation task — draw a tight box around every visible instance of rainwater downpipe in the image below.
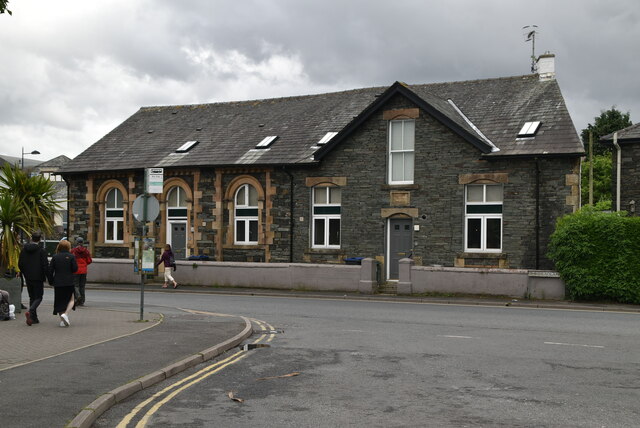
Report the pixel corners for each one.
[613,132,621,212]
[282,166,294,262]
[535,157,540,270]
[63,175,70,237]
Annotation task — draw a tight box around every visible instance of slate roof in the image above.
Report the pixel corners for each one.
[600,123,640,144]
[62,74,583,174]
[36,155,72,171]
[0,155,43,169]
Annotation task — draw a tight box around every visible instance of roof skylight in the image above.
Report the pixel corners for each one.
[175,140,199,153]
[256,136,278,149]
[316,132,338,146]
[518,121,541,137]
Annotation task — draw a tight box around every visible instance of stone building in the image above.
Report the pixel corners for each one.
[61,55,583,280]
[601,123,640,214]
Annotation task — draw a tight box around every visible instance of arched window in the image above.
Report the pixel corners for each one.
[167,186,187,215]
[312,185,341,248]
[234,184,258,245]
[105,188,124,243]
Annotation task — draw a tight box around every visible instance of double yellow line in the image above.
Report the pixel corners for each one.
[117,317,276,428]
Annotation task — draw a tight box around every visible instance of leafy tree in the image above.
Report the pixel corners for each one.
[581,107,632,157]
[0,194,27,272]
[0,0,11,15]
[581,154,611,208]
[580,107,632,207]
[0,163,61,271]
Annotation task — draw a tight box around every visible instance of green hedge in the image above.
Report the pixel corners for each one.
[548,207,640,303]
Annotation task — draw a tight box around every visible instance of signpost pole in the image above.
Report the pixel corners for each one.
[136,167,163,322]
[140,192,148,321]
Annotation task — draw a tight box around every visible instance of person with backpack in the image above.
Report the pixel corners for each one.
[71,237,92,306]
[18,232,49,326]
[156,244,178,289]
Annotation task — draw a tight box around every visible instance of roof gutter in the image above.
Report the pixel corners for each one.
[480,152,585,160]
[613,132,621,211]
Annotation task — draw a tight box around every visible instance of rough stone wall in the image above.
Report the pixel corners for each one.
[195,168,218,257]
[613,144,640,214]
[67,174,89,241]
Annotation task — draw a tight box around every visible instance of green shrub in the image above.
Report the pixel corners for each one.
[548,207,640,303]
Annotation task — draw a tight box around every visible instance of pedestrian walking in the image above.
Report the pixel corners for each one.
[18,232,49,326]
[156,244,178,289]
[71,237,92,306]
[48,240,78,327]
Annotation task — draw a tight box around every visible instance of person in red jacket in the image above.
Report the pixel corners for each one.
[71,237,92,306]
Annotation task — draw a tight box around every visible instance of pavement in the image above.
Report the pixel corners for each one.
[0,290,252,428]
[1,282,639,428]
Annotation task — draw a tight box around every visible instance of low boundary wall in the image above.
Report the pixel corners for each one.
[87,257,565,299]
[87,258,378,294]
[397,258,565,300]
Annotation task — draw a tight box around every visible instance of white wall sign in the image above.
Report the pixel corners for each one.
[145,168,164,194]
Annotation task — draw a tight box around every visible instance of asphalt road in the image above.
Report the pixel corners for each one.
[91,290,640,428]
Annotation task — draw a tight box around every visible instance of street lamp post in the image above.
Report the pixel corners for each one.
[21,147,40,170]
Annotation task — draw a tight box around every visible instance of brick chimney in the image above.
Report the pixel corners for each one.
[537,53,555,81]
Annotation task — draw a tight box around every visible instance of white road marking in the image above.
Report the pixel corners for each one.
[544,342,604,348]
[438,335,474,339]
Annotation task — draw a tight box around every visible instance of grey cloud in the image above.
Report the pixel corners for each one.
[1,0,639,160]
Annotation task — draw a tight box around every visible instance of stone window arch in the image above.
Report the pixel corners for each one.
[225,176,265,246]
[96,180,128,244]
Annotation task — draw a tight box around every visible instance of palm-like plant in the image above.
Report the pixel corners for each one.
[0,163,61,272]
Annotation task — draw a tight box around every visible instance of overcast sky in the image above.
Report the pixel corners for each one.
[1,0,639,162]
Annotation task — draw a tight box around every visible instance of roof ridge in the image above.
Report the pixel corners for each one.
[137,74,538,112]
[409,73,536,88]
[139,85,388,111]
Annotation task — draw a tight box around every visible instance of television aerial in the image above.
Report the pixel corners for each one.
[523,25,539,73]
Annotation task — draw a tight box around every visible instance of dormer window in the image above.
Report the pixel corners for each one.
[256,136,278,149]
[517,121,541,138]
[176,140,199,153]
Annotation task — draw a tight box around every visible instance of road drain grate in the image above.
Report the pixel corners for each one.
[241,343,271,351]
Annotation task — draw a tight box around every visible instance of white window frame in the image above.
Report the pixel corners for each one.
[234,184,259,245]
[166,186,188,252]
[464,184,503,252]
[388,119,415,185]
[105,188,124,243]
[311,186,341,249]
